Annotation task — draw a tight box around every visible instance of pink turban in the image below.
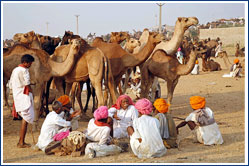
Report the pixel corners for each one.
[178,47,181,51]
[93,106,108,120]
[135,98,153,115]
[111,95,134,110]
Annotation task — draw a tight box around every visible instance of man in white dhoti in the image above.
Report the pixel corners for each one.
[215,41,222,58]
[108,95,138,139]
[35,101,74,153]
[9,54,35,148]
[127,98,167,158]
[191,60,200,75]
[85,106,122,158]
[176,96,223,145]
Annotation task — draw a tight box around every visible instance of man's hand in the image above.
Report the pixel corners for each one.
[70,110,81,118]
[113,112,121,120]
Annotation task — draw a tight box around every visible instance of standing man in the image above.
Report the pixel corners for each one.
[9,54,35,148]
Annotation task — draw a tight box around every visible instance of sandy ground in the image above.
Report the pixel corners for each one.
[2,56,246,164]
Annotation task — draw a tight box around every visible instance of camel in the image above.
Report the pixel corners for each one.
[235,43,245,57]
[152,17,199,55]
[91,31,163,97]
[3,39,82,130]
[132,29,150,54]
[13,31,42,49]
[217,51,232,69]
[201,54,221,72]
[109,31,130,44]
[124,38,141,53]
[52,37,117,114]
[140,46,198,107]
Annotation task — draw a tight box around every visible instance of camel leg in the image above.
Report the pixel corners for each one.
[91,86,97,113]
[122,69,132,94]
[83,80,91,113]
[140,66,153,99]
[53,77,65,98]
[167,78,179,107]
[70,82,77,111]
[151,77,159,101]
[90,76,104,108]
[3,79,11,113]
[32,83,45,131]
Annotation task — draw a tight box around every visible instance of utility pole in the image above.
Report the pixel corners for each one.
[156,3,165,34]
[75,15,80,35]
[46,22,49,35]
[155,14,158,27]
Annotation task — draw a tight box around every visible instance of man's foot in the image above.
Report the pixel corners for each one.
[87,148,96,158]
[17,142,31,148]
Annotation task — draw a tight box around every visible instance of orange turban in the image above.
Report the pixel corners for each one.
[234,58,239,64]
[57,95,70,106]
[195,60,199,64]
[189,96,206,110]
[153,98,170,113]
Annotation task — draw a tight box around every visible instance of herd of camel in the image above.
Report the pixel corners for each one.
[3,17,245,130]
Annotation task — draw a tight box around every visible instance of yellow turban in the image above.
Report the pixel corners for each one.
[195,60,199,64]
[153,98,170,113]
[189,96,206,110]
[234,58,239,64]
[57,95,70,106]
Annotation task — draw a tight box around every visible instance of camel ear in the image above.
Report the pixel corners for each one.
[178,17,182,22]
[184,18,188,22]
[68,39,72,44]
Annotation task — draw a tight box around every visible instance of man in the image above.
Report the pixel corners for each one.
[9,54,35,148]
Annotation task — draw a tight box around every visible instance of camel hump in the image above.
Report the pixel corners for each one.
[87,48,104,76]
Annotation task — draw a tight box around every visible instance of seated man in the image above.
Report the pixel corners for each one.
[153,98,178,148]
[176,96,223,145]
[127,98,167,158]
[57,95,80,130]
[85,106,122,158]
[222,58,242,78]
[35,101,79,154]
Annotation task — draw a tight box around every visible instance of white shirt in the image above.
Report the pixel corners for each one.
[108,105,138,138]
[130,115,167,158]
[185,107,223,145]
[86,118,111,145]
[9,66,32,112]
[36,111,71,151]
[191,64,199,75]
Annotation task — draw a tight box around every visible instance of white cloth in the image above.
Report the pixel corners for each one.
[130,115,167,158]
[9,66,34,124]
[191,64,199,75]
[85,118,121,158]
[130,81,141,97]
[155,113,169,139]
[215,44,222,57]
[36,111,71,151]
[176,51,184,64]
[108,105,139,138]
[86,118,112,145]
[185,107,223,145]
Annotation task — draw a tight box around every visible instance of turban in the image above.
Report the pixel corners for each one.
[189,96,206,110]
[93,106,108,120]
[153,98,170,113]
[177,47,181,51]
[234,58,239,64]
[195,60,199,64]
[57,95,70,106]
[112,95,134,110]
[135,98,152,115]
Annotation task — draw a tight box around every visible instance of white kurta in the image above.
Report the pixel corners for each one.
[130,115,167,158]
[108,105,139,138]
[85,118,121,158]
[191,64,199,75]
[155,113,169,139]
[59,108,79,131]
[185,107,223,145]
[36,111,71,151]
[9,66,34,124]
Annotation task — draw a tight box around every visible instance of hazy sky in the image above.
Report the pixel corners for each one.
[2,1,246,39]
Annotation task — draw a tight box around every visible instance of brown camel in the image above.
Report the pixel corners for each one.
[109,31,130,44]
[235,43,245,57]
[3,39,82,130]
[140,46,197,106]
[13,31,42,49]
[152,17,199,55]
[217,51,232,69]
[91,31,163,96]
[53,37,117,113]
[201,54,221,72]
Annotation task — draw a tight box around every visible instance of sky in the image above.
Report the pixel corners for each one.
[2,1,246,39]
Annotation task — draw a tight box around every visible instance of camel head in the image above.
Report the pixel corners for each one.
[109,31,130,44]
[176,17,199,31]
[149,32,164,45]
[61,31,80,45]
[13,31,36,44]
[124,38,141,53]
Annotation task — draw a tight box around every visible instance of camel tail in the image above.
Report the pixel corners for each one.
[103,56,109,87]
